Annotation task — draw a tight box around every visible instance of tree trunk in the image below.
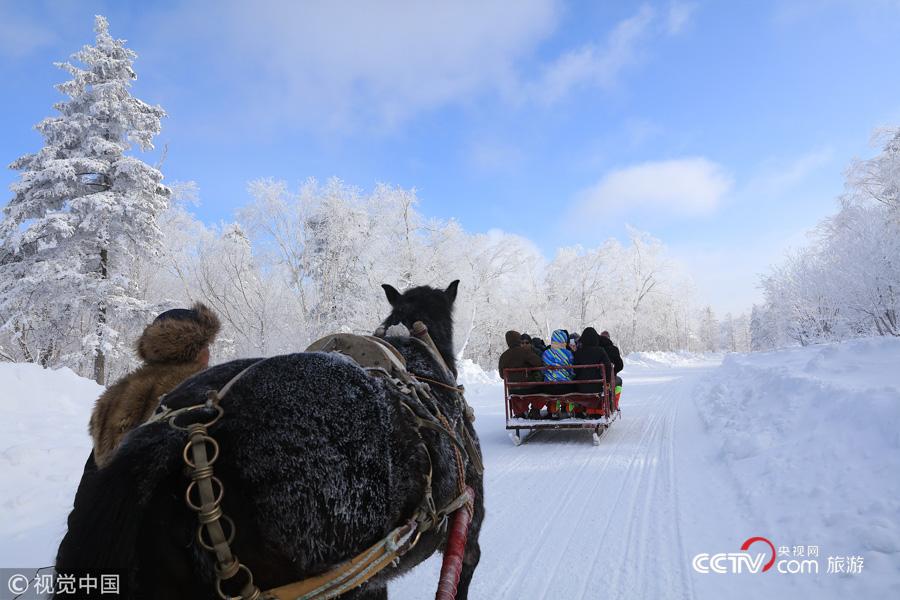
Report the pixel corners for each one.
[39,339,55,368]
[93,247,108,385]
[457,301,477,361]
[14,321,36,363]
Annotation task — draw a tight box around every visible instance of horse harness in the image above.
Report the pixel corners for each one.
[146,324,482,600]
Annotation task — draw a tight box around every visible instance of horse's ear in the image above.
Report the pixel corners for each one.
[444,280,460,304]
[382,284,401,306]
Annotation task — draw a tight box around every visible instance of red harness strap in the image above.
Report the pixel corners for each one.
[434,485,476,600]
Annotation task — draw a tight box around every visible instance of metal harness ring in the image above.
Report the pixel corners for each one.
[183,434,220,468]
[185,476,225,511]
[198,514,236,550]
[169,403,225,431]
[215,563,260,600]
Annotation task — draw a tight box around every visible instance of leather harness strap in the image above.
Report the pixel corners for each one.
[263,521,419,600]
[263,488,474,600]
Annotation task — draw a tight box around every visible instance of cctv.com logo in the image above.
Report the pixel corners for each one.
[692,536,818,575]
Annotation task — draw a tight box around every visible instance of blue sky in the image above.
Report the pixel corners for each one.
[3,0,900,315]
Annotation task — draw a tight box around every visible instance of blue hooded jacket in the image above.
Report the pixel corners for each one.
[542,329,574,381]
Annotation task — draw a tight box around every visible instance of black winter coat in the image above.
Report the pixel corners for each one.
[573,346,612,393]
[598,336,624,374]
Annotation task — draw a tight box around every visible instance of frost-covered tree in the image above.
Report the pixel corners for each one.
[78,173,719,372]
[758,127,900,347]
[0,16,169,382]
[697,306,719,352]
[543,242,623,337]
[750,304,770,351]
[622,228,666,351]
[843,128,900,214]
[719,313,750,352]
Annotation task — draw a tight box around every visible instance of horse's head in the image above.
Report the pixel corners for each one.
[381,280,459,374]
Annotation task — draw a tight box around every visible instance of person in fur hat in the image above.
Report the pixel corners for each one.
[89,302,221,467]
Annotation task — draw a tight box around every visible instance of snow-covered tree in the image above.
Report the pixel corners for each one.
[697,306,719,352]
[758,126,900,347]
[230,180,713,364]
[750,304,770,351]
[720,313,750,352]
[843,128,900,214]
[0,16,169,382]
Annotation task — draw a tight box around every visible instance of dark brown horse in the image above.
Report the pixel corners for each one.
[56,280,483,599]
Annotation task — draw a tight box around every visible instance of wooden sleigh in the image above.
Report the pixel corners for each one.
[503,364,620,446]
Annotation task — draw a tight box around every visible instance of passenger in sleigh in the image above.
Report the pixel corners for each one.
[573,327,612,392]
[541,329,576,415]
[498,330,544,417]
[572,327,613,417]
[599,330,624,410]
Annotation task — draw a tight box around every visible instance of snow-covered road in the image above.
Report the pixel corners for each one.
[392,360,718,599]
[394,344,900,599]
[4,341,898,598]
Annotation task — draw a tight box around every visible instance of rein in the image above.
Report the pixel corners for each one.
[409,373,464,393]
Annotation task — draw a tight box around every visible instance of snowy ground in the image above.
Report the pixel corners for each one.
[2,340,899,598]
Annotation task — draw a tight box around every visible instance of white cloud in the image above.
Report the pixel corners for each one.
[148,0,696,133]
[665,1,697,34]
[746,146,835,195]
[573,158,733,220]
[530,2,695,105]
[153,0,560,132]
[532,6,655,104]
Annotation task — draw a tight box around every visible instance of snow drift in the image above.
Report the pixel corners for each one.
[0,363,101,566]
[688,337,900,598]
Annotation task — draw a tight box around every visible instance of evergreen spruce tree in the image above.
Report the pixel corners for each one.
[0,15,169,382]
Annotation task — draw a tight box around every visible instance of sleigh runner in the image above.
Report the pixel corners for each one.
[503,363,620,446]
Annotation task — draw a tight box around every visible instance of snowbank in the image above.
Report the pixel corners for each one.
[456,358,502,386]
[691,337,900,593]
[0,363,101,566]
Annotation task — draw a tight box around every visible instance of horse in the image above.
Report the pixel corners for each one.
[55,280,484,599]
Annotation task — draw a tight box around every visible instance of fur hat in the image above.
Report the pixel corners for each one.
[136,302,221,364]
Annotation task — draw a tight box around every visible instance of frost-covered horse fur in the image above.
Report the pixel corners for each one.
[56,280,482,600]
